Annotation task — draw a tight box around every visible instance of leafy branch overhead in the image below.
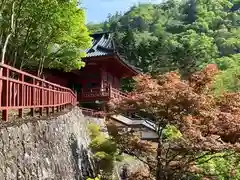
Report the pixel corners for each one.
[0,0,91,73]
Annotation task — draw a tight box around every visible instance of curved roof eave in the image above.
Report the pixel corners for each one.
[115,53,142,75]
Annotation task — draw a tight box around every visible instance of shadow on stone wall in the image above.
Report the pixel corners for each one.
[69,133,95,180]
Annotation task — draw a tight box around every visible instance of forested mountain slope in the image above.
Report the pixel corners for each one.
[88,0,240,93]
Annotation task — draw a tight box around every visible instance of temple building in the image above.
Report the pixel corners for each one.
[44,32,140,109]
[42,32,158,140]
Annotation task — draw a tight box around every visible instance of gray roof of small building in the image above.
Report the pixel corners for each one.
[111,114,157,131]
[85,32,115,57]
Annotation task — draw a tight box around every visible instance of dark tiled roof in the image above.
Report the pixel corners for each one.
[85,32,115,57]
[231,3,240,12]
[85,32,142,74]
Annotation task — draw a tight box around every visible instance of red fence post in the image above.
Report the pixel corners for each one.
[63,91,66,109]
[46,84,50,115]
[2,68,9,121]
[56,88,60,112]
[52,86,55,113]
[0,64,77,120]
[39,81,43,116]
[60,91,62,111]
[18,74,24,118]
[62,92,64,108]
[30,79,35,116]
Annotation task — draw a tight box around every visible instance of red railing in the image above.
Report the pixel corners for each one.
[81,87,110,99]
[111,88,128,99]
[0,63,77,121]
[80,84,128,101]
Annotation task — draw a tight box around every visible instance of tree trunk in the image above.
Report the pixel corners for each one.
[156,142,167,180]
[0,2,16,105]
[156,123,167,180]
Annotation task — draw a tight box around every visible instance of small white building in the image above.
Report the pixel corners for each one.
[109,114,159,141]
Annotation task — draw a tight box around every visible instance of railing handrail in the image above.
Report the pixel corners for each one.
[80,85,128,100]
[111,87,128,97]
[81,87,109,92]
[0,63,77,121]
[0,63,76,97]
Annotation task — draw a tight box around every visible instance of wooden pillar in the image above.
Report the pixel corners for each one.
[108,83,112,98]
[2,68,9,121]
[100,67,104,89]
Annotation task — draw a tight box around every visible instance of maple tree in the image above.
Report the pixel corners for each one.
[107,64,240,179]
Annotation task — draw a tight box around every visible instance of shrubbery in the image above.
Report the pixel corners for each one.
[88,123,121,179]
[87,175,101,180]
[163,125,182,141]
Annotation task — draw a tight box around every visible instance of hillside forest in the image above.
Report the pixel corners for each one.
[88,0,240,94]
[0,0,240,180]
[88,0,240,179]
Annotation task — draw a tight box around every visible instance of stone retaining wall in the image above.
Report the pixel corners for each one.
[0,107,98,180]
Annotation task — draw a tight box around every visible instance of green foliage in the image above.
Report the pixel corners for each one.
[88,123,101,139]
[197,152,240,179]
[89,135,117,155]
[0,0,91,73]
[163,125,182,141]
[87,178,100,180]
[88,123,120,177]
[214,67,240,94]
[168,29,219,75]
[120,78,136,92]
[213,54,240,94]
[89,0,239,90]
[87,174,101,180]
[87,23,104,34]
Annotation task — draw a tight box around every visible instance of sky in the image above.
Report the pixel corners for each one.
[82,0,163,23]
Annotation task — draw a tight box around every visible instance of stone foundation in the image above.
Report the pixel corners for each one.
[0,107,98,180]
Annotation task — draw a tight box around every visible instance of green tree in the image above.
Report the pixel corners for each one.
[0,0,91,74]
[213,54,240,94]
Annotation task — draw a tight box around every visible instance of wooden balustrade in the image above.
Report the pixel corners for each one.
[81,87,109,98]
[0,63,77,121]
[79,85,128,102]
[110,87,128,99]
